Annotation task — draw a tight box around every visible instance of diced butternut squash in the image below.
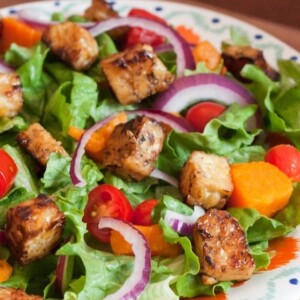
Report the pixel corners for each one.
[0,259,12,283]
[175,25,201,44]
[110,224,182,257]
[0,17,42,54]
[227,161,293,217]
[192,40,222,70]
[68,112,127,161]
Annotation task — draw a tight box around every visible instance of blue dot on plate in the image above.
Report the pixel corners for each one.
[289,278,299,285]
[212,18,220,23]
[9,8,17,14]
[54,1,60,6]
[155,6,163,12]
[290,56,298,61]
[255,34,263,40]
[107,1,116,6]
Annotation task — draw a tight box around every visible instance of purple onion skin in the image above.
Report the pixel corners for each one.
[152,73,256,111]
[98,218,151,300]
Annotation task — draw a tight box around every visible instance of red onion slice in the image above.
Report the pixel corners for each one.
[153,43,174,54]
[56,255,74,295]
[70,114,116,187]
[70,109,194,187]
[128,109,195,132]
[150,168,178,187]
[89,17,195,77]
[164,205,205,236]
[152,73,256,112]
[17,8,96,29]
[98,217,151,300]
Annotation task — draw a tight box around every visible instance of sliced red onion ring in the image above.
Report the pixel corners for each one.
[17,8,96,29]
[164,205,205,236]
[70,109,194,187]
[150,168,178,187]
[89,17,195,77]
[152,73,256,112]
[128,109,195,132]
[153,43,174,54]
[70,114,116,187]
[56,254,74,295]
[0,59,15,73]
[98,217,151,300]
[55,236,75,295]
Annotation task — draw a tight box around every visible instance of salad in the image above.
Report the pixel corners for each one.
[0,0,300,299]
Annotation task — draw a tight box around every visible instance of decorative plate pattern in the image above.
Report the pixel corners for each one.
[1,1,300,299]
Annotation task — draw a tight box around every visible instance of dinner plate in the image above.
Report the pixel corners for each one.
[1,1,300,300]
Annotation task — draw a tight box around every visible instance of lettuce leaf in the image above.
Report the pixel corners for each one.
[43,63,98,147]
[174,273,232,298]
[157,104,264,175]
[274,183,300,227]
[0,117,27,146]
[16,45,56,122]
[0,255,57,296]
[249,241,270,270]
[228,208,292,243]
[41,153,102,196]
[103,172,158,207]
[241,61,300,148]
[0,187,35,227]
[4,43,36,67]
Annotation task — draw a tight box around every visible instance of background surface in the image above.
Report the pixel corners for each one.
[0,0,299,51]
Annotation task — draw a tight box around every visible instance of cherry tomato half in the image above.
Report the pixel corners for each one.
[124,8,167,48]
[185,101,226,133]
[0,149,18,198]
[133,199,158,226]
[83,184,134,243]
[265,144,300,182]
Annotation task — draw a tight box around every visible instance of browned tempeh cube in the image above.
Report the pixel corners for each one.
[42,22,99,71]
[5,194,65,265]
[101,44,174,105]
[179,151,233,209]
[0,72,22,118]
[100,116,165,181]
[17,122,68,166]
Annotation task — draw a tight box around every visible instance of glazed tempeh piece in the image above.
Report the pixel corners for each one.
[84,0,128,40]
[193,209,255,283]
[101,44,174,105]
[100,116,165,181]
[222,45,280,82]
[42,22,99,71]
[17,122,68,166]
[0,72,22,118]
[5,194,65,265]
[179,151,233,209]
[84,0,118,21]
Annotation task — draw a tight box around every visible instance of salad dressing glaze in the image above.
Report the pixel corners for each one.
[266,237,300,271]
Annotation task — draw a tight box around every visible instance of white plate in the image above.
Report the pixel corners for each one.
[1,1,300,299]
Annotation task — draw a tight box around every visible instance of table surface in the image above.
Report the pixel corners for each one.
[0,0,299,52]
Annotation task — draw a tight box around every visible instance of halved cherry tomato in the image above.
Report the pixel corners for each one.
[83,184,134,243]
[265,144,300,182]
[124,8,167,48]
[185,101,226,133]
[133,199,158,226]
[0,149,18,198]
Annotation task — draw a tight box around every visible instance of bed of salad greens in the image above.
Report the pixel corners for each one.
[0,5,300,300]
